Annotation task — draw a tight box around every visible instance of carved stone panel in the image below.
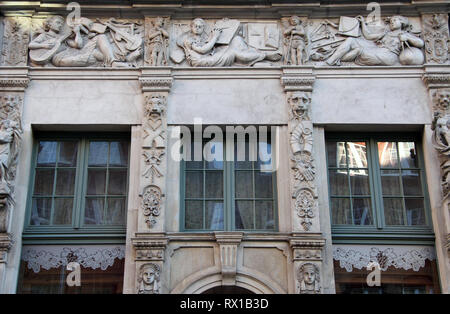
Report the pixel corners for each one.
[137,262,161,294]
[422,14,449,64]
[144,17,170,66]
[1,17,30,66]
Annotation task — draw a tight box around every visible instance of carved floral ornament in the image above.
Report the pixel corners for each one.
[333,245,436,272]
[141,184,164,228]
[24,14,433,67]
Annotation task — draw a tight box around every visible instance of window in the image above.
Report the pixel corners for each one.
[181,130,277,231]
[25,135,130,232]
[326,134,432,234]
[18,134,129,294]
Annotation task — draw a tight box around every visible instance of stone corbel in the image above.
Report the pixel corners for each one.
[215,232,243,286]
[0,234,12,264]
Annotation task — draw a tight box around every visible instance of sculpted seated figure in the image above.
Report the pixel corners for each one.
[326,15,424,66]
[29,16,142,67]
[174,18,281,67]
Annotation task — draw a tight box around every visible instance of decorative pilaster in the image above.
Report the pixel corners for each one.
[290,237,325,294]
[132,69,172,293]
[215,232,243,286]
[281,68,318,232]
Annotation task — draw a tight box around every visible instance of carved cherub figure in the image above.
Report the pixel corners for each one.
[137,263,160,294]
[297,263,321,294]
[147,17,169,66]
[283,16,307,65]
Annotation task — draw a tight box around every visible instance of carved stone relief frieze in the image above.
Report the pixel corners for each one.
[422,14,449,64]
[1,17,30,66]
[28,16,143,67]
[144,17,170,66]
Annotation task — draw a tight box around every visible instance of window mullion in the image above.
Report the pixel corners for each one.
[370,138,384,229]
[74,139,87,229]
[49,142,60,226]
[396,142,408,226]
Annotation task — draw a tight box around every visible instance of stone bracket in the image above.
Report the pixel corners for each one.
[289,236,325,262]
[215,232,243,286]
[0,233,12,264]
[132,233,168,262]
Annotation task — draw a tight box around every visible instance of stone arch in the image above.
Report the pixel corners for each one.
[171,269,286,294]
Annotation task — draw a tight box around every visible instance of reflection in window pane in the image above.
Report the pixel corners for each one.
[55,169,76,196]
[378,142,398,168]
[205,171,223,198]
[106,198,126,225]
[109,142,129,167]
[398,142,417,168]
[205,201,224,230]
[255,200,274,230]
[30,198,51,225]
[108,169,128,195]
[88,142,108,166]
[235,171,253,198]
[380,170,401,196]
[235,201,253,229]
[402,170,422,196]
[33,169,55,196]
[350,170,370,195]
[347,142,367,168]
[58,142,78,167]
[328,170,349,196]
[185,171,203,198]
[53,198,73,225]
[84,198,105,225]
[37,142,57,167]
[87,169,106,195]
[235,140,252,169]
[327,141,347,168]
[255,172,273,198]
[383,198,404,225]
[405,198,426,226]
[331,198,351,225]
[352,198,373,226]
[256,141,272,171]
[185,200,203,229]
[204,141,223,170]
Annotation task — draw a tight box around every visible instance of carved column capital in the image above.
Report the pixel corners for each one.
[423,71,450,90]
[132,233,168,261]
[0,77,30,92]
[280,67,315,92]
[139,75,173,93]
[0,234,12,263]
[215,232,243,286]
[289,237,325,262]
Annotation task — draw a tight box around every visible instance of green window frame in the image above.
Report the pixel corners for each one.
[180,133,278,232]
[326,133,434,243]
[23,133,130,242]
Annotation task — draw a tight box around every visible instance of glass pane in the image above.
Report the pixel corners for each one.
[109,141,129,167]
[84,198,105,225]
[402,170,422,196]
[383,198,404,225]
[88,142,108,167]
[106,198,126,225]
[235,140,252,169]
[36,141,57,167]
[255,171,273,198]
[405,198,426,226]
[53,198,73,225]
[108,169,128,195]
[256,141,272,171]
[349,170,370,195]
[185,200,203,229]
[352,198,373,226]
[58,142,78,167]
[185,140,202,169]
[331,198,351,225]
[205,171,223,198]
[378,142,398,168]
[347,142,367,168]
[328,170,349,196]
[235,200,253,229]
[30,198,51,225]
[185,171,203,198]
[33,169,55,196]
[255,200,274,230]
[205,141,223,170]
[327,141,346,168]
[381,170,401,196]
[55,169,76,195]
[398,142,418,168]
[87,169,106,195]
[235,171,253,198]
[205,201,224,230]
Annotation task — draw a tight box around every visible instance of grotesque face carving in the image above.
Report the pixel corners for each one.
[434,90,450,112]
[145,94,166,119]
[288,92,311,119]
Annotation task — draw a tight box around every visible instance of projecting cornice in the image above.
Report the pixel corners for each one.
[423,66,450,89]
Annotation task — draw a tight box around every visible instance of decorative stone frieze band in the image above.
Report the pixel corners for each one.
[139,78,173,93]
[0,78,30,91]
[423,73,450,89]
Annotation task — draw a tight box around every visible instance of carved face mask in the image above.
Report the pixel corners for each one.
[143,269,155,284]
[304,267,316,285]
